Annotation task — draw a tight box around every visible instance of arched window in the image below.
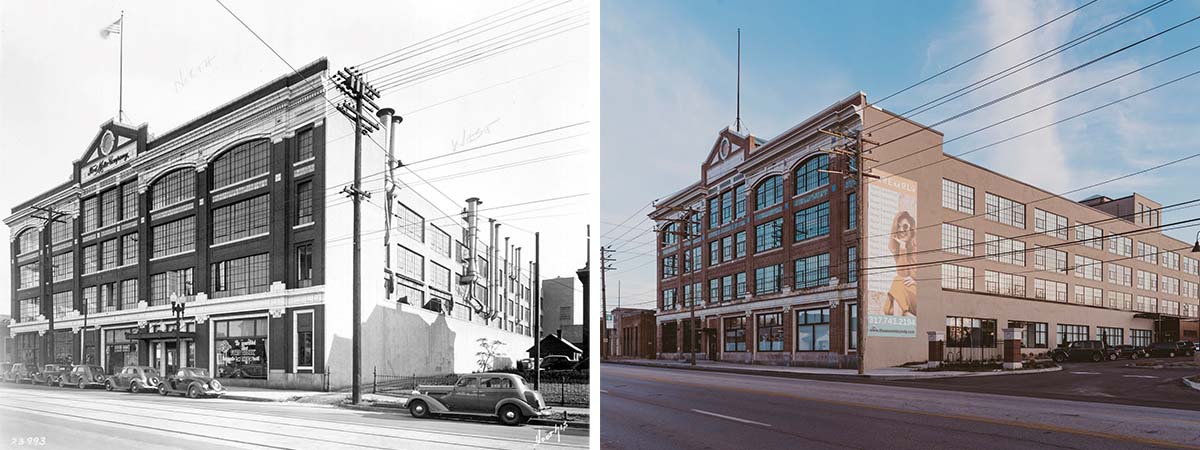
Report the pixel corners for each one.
[755,175,783,209]
[211,139,270,190]
[795,154,830,195]
[151,168,195,210]
[16,228,39,255]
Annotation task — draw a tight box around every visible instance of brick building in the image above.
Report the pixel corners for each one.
[611,307,656,359]
[6,58,536,389]
[651,92,1200,370]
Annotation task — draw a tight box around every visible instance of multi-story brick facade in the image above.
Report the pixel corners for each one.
[651,92,1200,370]
[6,58,536,389]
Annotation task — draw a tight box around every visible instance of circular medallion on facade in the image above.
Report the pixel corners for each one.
[99,130,115,156]
[718,137,731,160]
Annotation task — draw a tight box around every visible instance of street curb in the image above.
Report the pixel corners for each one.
[605,360,1061,381]
[221,394,290,403]
[339,403,590,429]
[1183,376,1200,393]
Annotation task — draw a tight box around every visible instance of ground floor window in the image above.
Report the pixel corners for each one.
[295,311,314,370]
[756,312,783,352]
[1007,320,1048,348]
[1131,329,1152,347]
[104,328,139,374]
[1097,327,1123,346]
[14,333,39,365]
[795,308,830,351]
[662,322,678,353]
[53,330,73,364]
[847,303,858,351]
[723,317,746,352]
[946,316,997,348]
[214,317,268,379]
[681,319,700,353]
[1056,323,1090,346]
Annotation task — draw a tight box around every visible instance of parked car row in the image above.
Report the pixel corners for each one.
[1050,340,1197,363]
[0,363,226,399]
[408,372,550,426]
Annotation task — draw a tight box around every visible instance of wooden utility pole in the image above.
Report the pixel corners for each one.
[600,246,615,360]
[331,67,381,405]
[31,206,66,365]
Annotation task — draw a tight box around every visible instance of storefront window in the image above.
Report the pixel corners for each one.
[723,317,746,352]
[104,328,138,374]
[796,308,830,351]
[756,312,783,352]
[296,311,314,370]
[214,317,269,379]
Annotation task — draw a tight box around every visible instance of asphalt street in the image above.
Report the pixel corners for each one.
[601,363,1200,450]
[0,382,586,450]
[894,358,1200,410]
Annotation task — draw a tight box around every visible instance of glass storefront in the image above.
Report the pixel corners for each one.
[52,330,73,364]
[214,317,268,379]
[104,328,139,374]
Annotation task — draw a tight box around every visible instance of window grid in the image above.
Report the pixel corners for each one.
[210,253,270,299]
[396,245,424,282]
[1056,324,1089,346]
[795,307,830,351]
[151,169,195,210]
[794,155,830,194]
[755,175,783,209]
[51,252,73,282]
[121,182,138,220]
[82,196,97,232]
[1033,209,1068,239]
[941,223,974,256]
[121,279,138,309]
[1073,254,1102,281]
[794,253,830,289]
[794,202,830,241]
[212,194,270,244]
[984,234,1026,266]
[984,193,1025,228]
[49,217,73,244]
[942,264,974,290]
[941,179,974,214]
[19,262,40,289]
[1108,264,1133,287]
[1033,247,1068,273]
[296,181,313,225]
[296,128,314,161]
[1108,235,1133,257]
[396,202,425,243]
[121,233,138,266]
[100,238,119,270]
[83,245,97,274]
[1074,223,1103,249]
[100,188,120,227]
[297,243,314,287]
[985,270,1026,297]
[150,268,194,305]
[54,291,74,319]
[1074,285,1103,306]
[1033,278,1067,302]
[756,312,784,352]
[212,140,270,190]
[151,216,195,258]
[723,317,746,352]
[755,218,783,252]
[1107,291,1133,311]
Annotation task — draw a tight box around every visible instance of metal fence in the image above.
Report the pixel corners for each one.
[371,368,589,407]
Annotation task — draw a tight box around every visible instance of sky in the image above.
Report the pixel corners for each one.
[0,0,594,315]
[601,0,1200,311]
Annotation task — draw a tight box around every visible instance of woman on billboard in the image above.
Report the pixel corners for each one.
[884,211,917,317]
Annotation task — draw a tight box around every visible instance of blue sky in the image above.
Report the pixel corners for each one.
[601,0,1200,310]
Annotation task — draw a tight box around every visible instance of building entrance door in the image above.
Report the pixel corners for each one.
[706,329,718,361]
[150,340,195,375]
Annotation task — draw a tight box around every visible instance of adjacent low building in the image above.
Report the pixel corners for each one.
[650,92,1200,370]
[610,307,656,359]
[6,58,536,389]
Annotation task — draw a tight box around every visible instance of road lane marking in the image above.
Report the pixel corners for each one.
[1069,371,1101,375]
[611,368,1200,450]
[690,409,772,427]
[600,389,609,394]
[1121,375,1159,379]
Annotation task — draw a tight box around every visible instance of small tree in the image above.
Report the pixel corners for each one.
[476,338,505,372]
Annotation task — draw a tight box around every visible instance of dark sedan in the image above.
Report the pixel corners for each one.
[60,365,107,389]
[32,364,71,386]
[4,363,36,384]
[1112,345,1147,359]
[157,367,226,398]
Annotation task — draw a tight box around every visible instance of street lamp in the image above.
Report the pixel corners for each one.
[171,295,186,373]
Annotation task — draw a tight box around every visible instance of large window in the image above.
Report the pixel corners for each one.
[847,192,857,230]
[151,168,195,210]
[17,229,40,255]
[1074,255,1102,281]
[121,181,138,220]
[756,312,783,352]
[794,155,829,194]
[735,231,746,258]
[848,303,858,350]
[847,247,858,284]
[723,317,746,352]
[794,202,829,241]
[1033,278,1066,302]
[1136,270,1158,292]
[50,217,73,244]
[754,264,783,295]
[985,193,1025,229]
[51,252,73,282]
[735,272,747,298]
[429,262,451,293]
[295,128,314,161]
[661,223,678,246]
[733,184,746,219]
[984,234,1025,266]
[212,140,270,190]
[1108,263,1132,287]
[18,298,39,322]
[83,245,97,274]
[100,238,119,270]
[296,311,314,370]
[794,253,830,289]
[212,194,270,244]
[1008,320,1048,348]
[985,270,1025,297]
[151,216,195,258]
[396,245,424,282]
[795,308,830,351]
[100,187,120,228]
[296,181,313,225]
[1074,285,1103,306]
[941,223,974,256]
[1034,209,1068,239]
[662,255,677,278]
[430,226,452,258]
[755,175,783,209]
[662,322,678,353]
[121,279,138,309]
[946,316,997,348]
[1136,242,1158,264]
[1075,223,1103,249]
[150,268,194,305]
[708,197,720,228]
[121,233,138,266]
[661,288,677,310]
[19,262,40,289]
[942,264,974,290]
[755,218,783,252]
[709,240,721,266]
[1162,251,1180,271]
[396,202,425,243]
[1131,329,1152,347]
[1098,327,1123,347]
[1056,324,1090,346]
[942,179,974,214]
[1109,235,1133,257]
[214,317,268,379]
[1033,247,1068,273]
[720,189,733,225]
[82,196,98,232]
[210,254,270,299]
[1107,290,1133,310]
[53,291,74,319]
[296,243,314,287]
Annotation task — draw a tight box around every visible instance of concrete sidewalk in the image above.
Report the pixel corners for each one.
[606,358,1060,380]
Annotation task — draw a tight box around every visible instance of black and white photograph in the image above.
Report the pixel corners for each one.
[0,1,593,448]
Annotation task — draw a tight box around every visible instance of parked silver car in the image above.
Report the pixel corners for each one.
[106,366,162,393]
[407,373,549,426]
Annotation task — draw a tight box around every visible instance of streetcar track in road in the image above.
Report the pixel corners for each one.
[0,384,586,448]
[607,367,1200,450]
[0,389,513,450]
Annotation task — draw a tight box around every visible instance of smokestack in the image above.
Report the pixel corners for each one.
[461,198,482,285]
[377,107,397,298]
[490,220,499,317]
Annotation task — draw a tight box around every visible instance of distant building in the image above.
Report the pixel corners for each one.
[0,315,10,363]
[541,276,579,337]
[611,308,656,359]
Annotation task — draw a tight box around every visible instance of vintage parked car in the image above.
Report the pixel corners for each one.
[157,367,226,398]
[60,365,107,389]
[32,364,72,386]
[105,366,162,393]
[1048,340,1118,363]
[4,363,36,384]
[0,363,11,380]
[1112,345,1147,359]
[407,373,549,426]
[540,355,575,371]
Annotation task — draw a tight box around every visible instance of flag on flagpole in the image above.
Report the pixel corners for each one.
[100,17,122,39]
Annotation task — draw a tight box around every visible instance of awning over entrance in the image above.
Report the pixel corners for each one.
[1133,312,1184,320]
[125,331,197,340]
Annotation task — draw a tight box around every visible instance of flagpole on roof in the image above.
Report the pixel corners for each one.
[119,10,124,123]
